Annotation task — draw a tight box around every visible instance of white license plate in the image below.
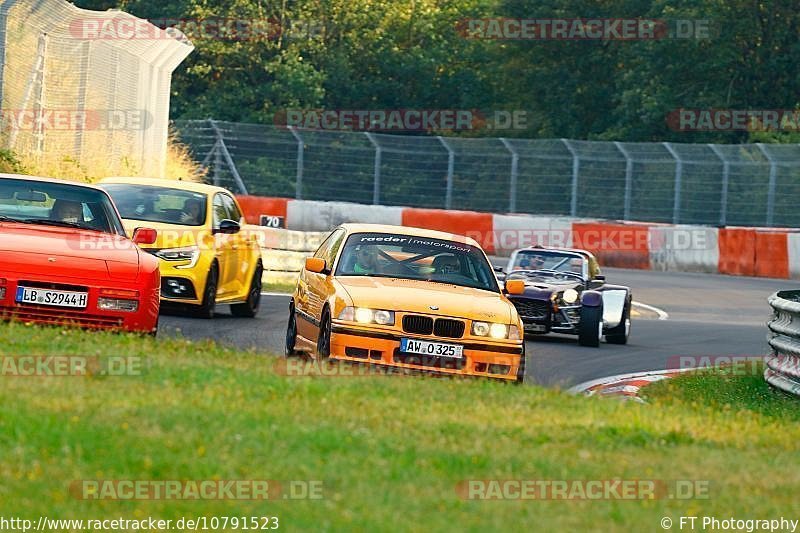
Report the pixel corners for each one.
[15,286,88,308]
[400,338,463,359]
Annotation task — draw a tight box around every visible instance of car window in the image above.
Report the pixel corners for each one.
[102,183,208,226]
[0,178,125,235]
[212,193,228,228]
[314,228,345,267]
[335,232,498,292]
[221,194,242,223]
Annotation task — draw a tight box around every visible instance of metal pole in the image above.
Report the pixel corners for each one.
[288,126,304,199]
[756,143,777,227]
[438,136,455,210]
[708,144,729,226]
[663,142,683,224]
[364,132,381,205]
[561,139,580,217]
[613,141,634,220]
[209,120,248,194]
[500,138,518,213]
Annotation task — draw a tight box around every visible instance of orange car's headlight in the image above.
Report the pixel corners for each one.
[338,306,395,326]
[472,322,521,340]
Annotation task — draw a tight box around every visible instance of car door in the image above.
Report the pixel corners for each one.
[220,193,247,297]
[211,193,236,297]
[296,228,344,340]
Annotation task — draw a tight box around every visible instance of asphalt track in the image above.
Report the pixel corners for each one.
[158,268,792,388]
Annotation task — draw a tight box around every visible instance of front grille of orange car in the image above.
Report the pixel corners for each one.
[433,318,465,339]
[393,348,466,370]
[0,305,124,329]
[402,315,465,339]
[402,315,434,335]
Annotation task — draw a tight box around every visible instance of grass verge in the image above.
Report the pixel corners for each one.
[0,323,798,531]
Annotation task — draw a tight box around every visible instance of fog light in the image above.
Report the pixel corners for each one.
[488,364,511,375]
[98,298,138,312]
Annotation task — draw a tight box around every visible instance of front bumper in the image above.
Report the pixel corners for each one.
[0,275,159,334]
[329,323,523,381]
[519,304,583,335]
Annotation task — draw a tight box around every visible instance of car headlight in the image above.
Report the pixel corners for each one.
[154,246,200,269]
[338,306,395,326]
[562,288,579,304]
[472,321,514,339]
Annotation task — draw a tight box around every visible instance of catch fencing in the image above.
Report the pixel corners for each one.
[175,119,800,228]
[0,0,193,176]
[765,290,800,397]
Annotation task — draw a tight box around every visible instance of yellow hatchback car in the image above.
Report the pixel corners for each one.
[286,224,528,382]
[100,178,263,318]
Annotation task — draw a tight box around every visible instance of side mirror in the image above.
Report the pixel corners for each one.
[505,279,525,295]
[305,257,327,274]
[132,227,157,245]
[214,219,241,235]
[594,275,606,282]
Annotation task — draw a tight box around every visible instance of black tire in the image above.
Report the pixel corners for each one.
[605,300,631,345]
[285,302,302,357]
[578,305,603,347]
[316,307,332,361]
[515,342,526,383]
[231,260,263,318]
[193,264,218,319]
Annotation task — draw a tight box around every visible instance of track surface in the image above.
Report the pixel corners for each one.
[158,268,789,388]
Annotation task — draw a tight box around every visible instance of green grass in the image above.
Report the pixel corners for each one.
[0,322,798,531]
[262,281,297,294]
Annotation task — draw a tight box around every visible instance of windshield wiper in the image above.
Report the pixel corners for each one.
[22,218,102,232]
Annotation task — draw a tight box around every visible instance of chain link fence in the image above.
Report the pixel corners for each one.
[175,119,800,228]
[0,0,193,176]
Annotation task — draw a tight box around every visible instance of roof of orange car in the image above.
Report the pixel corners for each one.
[338,223,480,247]
[100,176,232,195]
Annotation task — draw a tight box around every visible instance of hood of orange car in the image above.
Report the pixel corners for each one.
[0,222,140,279]
[335,276,514,323]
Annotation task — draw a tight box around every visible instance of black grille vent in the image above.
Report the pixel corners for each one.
[402,315,434,335]
[512,298,550,319]
[433,318,465,339]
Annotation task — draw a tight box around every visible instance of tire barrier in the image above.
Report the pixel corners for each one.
[765,290,800,397]
[237,195,800,280]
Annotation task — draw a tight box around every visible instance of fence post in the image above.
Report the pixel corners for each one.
[708,144,729,226]
[500,138,518,213]
[438,136,455,210]
[756,143,777,227]
[209,120,248,194]
[561,139,579,217]
[613,141,633,220]
[662,142,682,224]
[364,132,381,205]
[288,126,304,199]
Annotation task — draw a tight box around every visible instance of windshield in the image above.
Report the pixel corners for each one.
[0,177,125,235]
[335,232,499,293]
[101,183,208,226]
[510,250,586,277]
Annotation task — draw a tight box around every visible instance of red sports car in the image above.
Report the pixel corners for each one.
[0,174,160,334]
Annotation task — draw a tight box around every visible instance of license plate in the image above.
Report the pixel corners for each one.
[526,324,547,332]
[15,286,88,308]
[400,338,463,359]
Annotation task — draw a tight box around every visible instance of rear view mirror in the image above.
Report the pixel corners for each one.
[594,275,606,282]
[132,227,157,245]
[305,257,327,274]
[16,190,47,202]
[214,219,241,235]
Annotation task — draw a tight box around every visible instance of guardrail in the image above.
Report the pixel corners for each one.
[765,290,800,396]
[250,227,327,286]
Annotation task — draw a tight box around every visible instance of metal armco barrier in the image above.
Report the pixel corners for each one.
[765,290,800,397]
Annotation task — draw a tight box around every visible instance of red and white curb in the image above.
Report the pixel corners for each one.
[568,368,695,402]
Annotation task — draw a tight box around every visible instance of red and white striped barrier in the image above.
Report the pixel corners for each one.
[236,195,800,280]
